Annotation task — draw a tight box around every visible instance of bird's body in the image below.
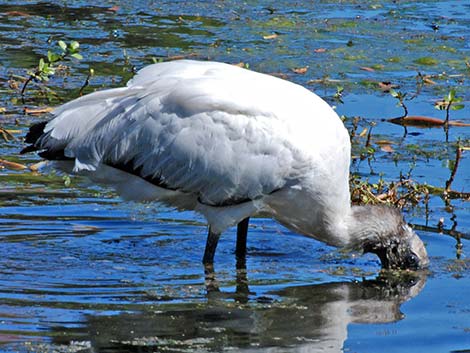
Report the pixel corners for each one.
[22,60,428,269]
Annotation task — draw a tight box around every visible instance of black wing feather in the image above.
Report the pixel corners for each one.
[20,121,48,154]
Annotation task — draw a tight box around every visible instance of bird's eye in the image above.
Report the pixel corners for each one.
[405,253,419,269]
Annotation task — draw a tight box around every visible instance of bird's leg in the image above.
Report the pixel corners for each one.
[203,227,221,293]
[236,217,249,269]
[203,227,221,265]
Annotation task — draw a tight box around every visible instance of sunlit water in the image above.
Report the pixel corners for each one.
[0,1,469,352]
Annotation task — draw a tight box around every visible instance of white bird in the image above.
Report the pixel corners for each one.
[22,60,428,270]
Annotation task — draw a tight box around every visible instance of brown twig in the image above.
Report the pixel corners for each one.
[0,127,17,142]
[78,74,91,96]
[365,122,376,148]
[445,144,463,193]
[20,74,35,103]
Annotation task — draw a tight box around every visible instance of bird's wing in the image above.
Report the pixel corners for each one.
[36,60,346,206]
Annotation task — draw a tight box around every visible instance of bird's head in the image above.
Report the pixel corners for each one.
[351,205,429,270]
[363,224,428,270]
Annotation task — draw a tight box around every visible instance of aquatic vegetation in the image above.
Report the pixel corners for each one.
[20,40,84,101]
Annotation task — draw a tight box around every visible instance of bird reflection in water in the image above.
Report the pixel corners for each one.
[65,271,426,352]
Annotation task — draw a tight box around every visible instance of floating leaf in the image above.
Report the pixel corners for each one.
[358,128,368,137]
[29,161,48,172]
[380,145,395,153]
[386,57,401,63]
[375,139,395,146]
[388,116,470,128]
[24,107,53,115]
[379,82,399,92]
[6,10,30,16]
[421,75,436,85]
[414,57,438,65]
[291,66,308,74]
[389,116,445,127]
[0,159,27,170]
[263,33,278,40]
[448,121,470,127]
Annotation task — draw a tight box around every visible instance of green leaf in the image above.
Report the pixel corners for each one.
[414,57,438,65]
[447,89,456,102]
[47,51,61,63]
[70,40,79,51]
[63,175,71,187]
[58,40,67,51]
[451,104,465,111]
[39,73,49,81]
[447,159,455,172]
[38,58,45,71]
[70,53,83,60]
[389,88,398,98]
[43,66,55,75]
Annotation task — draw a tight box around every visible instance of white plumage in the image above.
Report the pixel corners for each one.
[24,60,428,269]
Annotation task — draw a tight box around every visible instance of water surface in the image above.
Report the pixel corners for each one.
[0,1,469,352]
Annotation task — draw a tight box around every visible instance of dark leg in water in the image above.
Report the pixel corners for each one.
[203,227,221,265]
[203,228,221,292]
[236,217,249,269]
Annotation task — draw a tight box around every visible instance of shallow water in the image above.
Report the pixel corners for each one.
[0,1,470,352]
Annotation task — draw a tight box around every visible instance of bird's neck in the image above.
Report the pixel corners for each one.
[266,188,354,247]
[340,205,405,251]
[302,204,390,250]
[267,189,406,255]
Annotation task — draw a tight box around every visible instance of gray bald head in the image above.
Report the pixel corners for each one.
[350,205,429,270]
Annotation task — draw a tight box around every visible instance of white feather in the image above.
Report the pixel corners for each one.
[38,60,351,243]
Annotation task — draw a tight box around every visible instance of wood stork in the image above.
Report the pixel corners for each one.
[21,60,428,270]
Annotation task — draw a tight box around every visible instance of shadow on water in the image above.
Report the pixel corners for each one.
[36,272,425,353]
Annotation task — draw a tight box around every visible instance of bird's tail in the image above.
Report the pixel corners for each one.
[20,121,48,154]
[20,120,70,160]
[20,86,134,162]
